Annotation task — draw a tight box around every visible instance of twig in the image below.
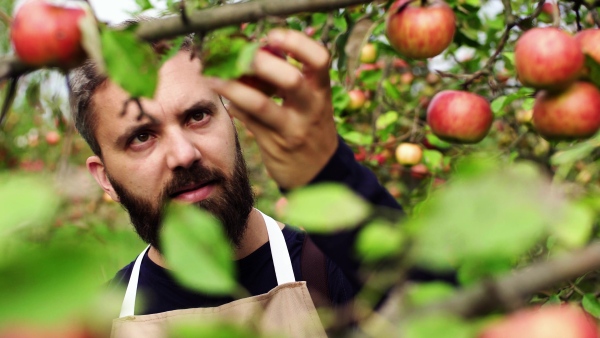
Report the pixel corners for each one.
[0,76,18,126]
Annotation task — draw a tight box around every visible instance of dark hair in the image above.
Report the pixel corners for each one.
[68,19,193,157]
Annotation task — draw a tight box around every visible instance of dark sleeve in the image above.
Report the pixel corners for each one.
[283,135,404,293]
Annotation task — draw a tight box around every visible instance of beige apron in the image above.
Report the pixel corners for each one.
[111,210,327,338]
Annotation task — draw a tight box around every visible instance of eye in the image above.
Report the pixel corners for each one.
[131,132,151,145]
[188,110,208,124]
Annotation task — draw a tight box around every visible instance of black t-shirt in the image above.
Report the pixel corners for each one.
[111,226,355,315]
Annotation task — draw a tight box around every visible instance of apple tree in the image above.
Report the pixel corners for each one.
[2,0,600,337]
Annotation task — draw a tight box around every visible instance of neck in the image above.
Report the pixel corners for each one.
[148,208,279,268]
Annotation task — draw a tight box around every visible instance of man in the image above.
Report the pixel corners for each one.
[68,28,403,337]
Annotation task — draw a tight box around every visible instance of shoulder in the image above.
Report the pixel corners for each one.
[107,260,135,289]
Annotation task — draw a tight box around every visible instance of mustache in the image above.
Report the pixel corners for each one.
[160,162,227,200]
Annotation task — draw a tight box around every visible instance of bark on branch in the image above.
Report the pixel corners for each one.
[0,0,376,81]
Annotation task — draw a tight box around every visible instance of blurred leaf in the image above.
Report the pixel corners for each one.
[0,245,100,326]
[202,31,259,80]
[402,315,474,338]
[169,320,258,338]
[425,133,452,150]
[491,96,509,116]
[544,294,562,306]
[551,140,600,165]
[404,282,455,308]
[135,0,153,11]
[548,202,594,249]
[407,160,565,270]
[422,149,444,173]
[521,98,535,111]
[161,203,236,295]
[101,27,159,98]
[376,111,399,130]
[345,17,374,84]
[585,55,600,88]
[356,220,404,262]
[383,79,402,100]
[502,52,515,70]
[583,294,600,318]
[283,183,371,233]
[457,259,513,286]
[0,174,60,239]
[342,130,373,146]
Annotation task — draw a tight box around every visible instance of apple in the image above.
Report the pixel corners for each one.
[395,143,422,166]
[354,146,367,162]
[239,45,287,96]
[400,72,414,85]
[10,0,89,69]
[533,81,600,141]
[45,130,61,145]
[360,43,378,64]
[347,89,367,110]
[574,28,600,79]
[515,27,584,90]
[385,0,455,59]
[515,109,533,124]
[426,90,493,144]
[304,26,317,37]
[425,72,440,85]
[538,1,559,24]
[478,305,598,338]
[410,163,430,179]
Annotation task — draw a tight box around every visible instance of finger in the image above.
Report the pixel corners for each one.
[267,29,331,88]
[251,50,312,103]
[206,77,287,130]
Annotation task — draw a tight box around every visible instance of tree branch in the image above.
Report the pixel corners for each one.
[0,0,375,81]
[411,241,600,319]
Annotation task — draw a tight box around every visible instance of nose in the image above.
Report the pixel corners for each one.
[165,130,201,170]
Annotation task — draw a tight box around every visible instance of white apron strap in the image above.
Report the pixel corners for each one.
[119,245,150,318]
[258,210,296,285]
[117,209,295,318]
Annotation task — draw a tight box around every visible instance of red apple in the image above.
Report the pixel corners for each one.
[385,0,456,59]
[395,143,422,166]
[10,0,89,69]
[479,305,599,338]
[538,1,559,24]
[239,45,287,96]
[360,43,378,64]
[347,89,367,110]
[354,146,367,162]
[426,90,493,144]
[410,163,430,179]
[515,27,584,90]
[45,130,61,145]
[533,81,600,141]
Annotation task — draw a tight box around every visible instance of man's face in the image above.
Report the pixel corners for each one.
[87,51,254,249]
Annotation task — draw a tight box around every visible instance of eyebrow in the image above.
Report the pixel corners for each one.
[113,100,221,148]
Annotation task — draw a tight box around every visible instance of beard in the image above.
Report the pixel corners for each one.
[107,136,255,251]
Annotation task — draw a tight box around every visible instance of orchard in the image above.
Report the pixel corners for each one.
[3,0,600,337]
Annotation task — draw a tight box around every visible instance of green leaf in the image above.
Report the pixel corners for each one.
[502,52,515,70]
[425,133,452,150]
[356,220,404,262]
[521,97,535,111]
[457,259,513,286]
[383,80,402,101]
[101,28,159,98]
[135,0,153,11]
[0,245,101,326]
[583,293,600,318]
[407,160,565,271]
[585,55,600,88]
[0,174,60,239]
[422,149,444,173]
[491,96,508,115]
[202,32,259,80]
[548,202,594,249]
[404,282,455,308]
[161,203,236,295]
[550,141,599,165]
[341,130,373,146]
[403,315,474,338]
[283,183,371,233]
[544,294,562,306]
[376,111,399,130]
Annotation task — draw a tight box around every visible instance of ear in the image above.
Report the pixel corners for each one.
[86,156,120,203]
